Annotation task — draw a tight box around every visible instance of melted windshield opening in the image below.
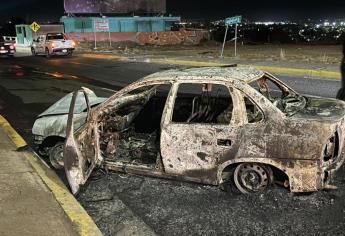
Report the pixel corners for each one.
[250,75,306,116]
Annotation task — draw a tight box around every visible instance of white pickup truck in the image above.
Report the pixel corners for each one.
[31,33,75,58]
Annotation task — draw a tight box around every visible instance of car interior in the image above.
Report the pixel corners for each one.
[98,83,235,169]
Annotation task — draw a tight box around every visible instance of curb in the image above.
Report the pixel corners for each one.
[78,53,341,80]
[0,115,103,236]
[149,58,342,80]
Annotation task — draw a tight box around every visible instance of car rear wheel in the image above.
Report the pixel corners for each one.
[233,163,273,194]
[49,142,64,169]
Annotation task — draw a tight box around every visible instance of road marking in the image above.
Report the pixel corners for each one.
[79,54,121,60]
[77,53,341,80]
[0,115,103,236]
[69,61,98,67]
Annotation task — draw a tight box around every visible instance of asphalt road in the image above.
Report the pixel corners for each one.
[1,54,345,236]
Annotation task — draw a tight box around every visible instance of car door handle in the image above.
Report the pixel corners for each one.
[217,139,232,146]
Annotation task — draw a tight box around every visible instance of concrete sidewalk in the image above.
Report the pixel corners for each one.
[0,116,103,236]
[0,127,77,236]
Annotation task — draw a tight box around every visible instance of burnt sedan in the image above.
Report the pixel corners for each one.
[63,67,345,194]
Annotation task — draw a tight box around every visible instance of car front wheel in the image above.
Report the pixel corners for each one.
[49,142,64,169]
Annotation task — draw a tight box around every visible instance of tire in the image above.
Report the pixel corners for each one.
[66,51,73,57]
[220,166,241,194]
[233,163,273,194]
[45,48,51,59]
[49,142,65,169]
[31,48,36,56]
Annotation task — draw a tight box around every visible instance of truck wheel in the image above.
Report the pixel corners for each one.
[45,48,51,58]
[31,48,36,56]
[49,142,64,169]
[233,163,273,194]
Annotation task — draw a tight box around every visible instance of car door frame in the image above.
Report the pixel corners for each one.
[160,79,246,184]
[64,88,100,194]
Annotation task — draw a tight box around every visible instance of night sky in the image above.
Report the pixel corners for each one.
[1,0,345,22]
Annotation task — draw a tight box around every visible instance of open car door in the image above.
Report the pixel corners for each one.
[64,88,100,195]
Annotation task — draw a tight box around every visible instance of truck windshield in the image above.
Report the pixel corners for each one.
[47,34,65,40]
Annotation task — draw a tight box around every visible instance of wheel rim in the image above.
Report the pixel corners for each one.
[50,144,64,169]
[234,163,270,194]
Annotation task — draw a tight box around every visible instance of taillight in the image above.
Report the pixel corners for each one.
[10,45,14,50]
[323,132,339,162]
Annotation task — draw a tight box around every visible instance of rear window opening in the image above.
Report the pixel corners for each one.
[47,33,66,40]
[250,75,306,116]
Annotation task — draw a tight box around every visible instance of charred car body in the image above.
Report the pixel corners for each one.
[36,67,345,194]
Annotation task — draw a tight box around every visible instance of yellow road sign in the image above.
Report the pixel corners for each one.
[30,22,40,32]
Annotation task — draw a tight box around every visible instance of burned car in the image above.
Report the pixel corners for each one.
[62,67,345,195]
[32,89,106,168]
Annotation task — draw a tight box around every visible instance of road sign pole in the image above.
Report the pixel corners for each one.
[108,29,112,47]
[94,21,97,50]
[235,23,238,57]
[94,31,97,50]
[221,25,229,58]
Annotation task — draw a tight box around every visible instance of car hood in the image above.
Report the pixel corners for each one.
[292,96,345,122]
[38,90,106,118]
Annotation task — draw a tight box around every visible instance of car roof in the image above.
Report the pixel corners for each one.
[142,66,265,84]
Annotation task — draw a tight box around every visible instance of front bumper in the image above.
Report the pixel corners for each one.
[52,48,74,55]
[0,49,15,56]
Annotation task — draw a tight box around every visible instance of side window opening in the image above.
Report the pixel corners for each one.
[244,97,264,123]
[99,84,172,169]
[172,83,233,124]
